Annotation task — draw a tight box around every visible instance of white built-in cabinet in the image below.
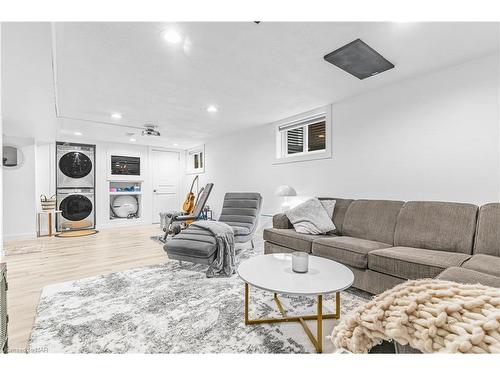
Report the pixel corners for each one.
[96,144,181,228]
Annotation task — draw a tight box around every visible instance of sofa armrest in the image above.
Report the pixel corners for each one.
[272,213,293,229]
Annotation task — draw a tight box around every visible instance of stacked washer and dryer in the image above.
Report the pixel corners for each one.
[56,142,96,232]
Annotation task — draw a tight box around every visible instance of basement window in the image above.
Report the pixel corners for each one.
[275,107,331,164]
[186,145,205,174]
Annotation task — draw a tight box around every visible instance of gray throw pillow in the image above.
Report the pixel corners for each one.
[285,198,336,234]
[319,199,337,234]
[320,199,336,220]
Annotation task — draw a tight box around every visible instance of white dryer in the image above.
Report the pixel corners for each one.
[57,143,95,188]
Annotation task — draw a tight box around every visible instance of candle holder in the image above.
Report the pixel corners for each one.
[292,251,309,273]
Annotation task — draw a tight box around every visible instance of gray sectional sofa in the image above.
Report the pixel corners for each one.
[264,199,500,294]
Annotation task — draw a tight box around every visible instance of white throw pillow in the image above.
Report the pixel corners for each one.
[285,198,336,234]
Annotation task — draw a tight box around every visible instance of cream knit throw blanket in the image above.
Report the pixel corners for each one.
[332,279,500,353]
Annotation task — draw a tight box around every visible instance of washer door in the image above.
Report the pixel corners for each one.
[60,194,93,221]
[59,152,92,179]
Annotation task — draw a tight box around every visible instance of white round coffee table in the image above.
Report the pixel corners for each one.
[238,253,354,353]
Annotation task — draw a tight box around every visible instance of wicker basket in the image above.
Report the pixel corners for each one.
[40,195,56,211]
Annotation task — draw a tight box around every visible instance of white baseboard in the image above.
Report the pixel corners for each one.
[3,232,37,241]
[97,219,153,229]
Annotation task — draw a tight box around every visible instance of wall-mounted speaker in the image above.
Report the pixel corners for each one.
[324,38,395,80]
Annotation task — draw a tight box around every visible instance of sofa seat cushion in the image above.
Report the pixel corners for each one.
[462,254,500,277]
[263,228,333,253]
[368,246,471,280]
[164,227,217,259]
[312,236,391,268]
[437,267,500,288]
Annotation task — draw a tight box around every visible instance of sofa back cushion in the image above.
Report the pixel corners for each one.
[318,197,353,235]
[394,201,478,254]
[474,203,500,256]
[342,199,404,244]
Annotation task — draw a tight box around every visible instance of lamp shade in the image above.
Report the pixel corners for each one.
[274,185,297,197]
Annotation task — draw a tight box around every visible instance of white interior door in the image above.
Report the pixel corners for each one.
[151,150,180,223]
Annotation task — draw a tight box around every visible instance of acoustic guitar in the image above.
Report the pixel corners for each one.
[182,175,199,214]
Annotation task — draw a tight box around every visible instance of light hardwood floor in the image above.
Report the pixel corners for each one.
[3,225,168,351]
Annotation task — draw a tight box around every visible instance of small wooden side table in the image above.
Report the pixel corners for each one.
[36,210,62,237]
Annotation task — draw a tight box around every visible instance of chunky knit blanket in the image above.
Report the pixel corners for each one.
[332,279,500,353]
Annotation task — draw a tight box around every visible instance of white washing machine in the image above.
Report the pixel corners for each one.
[57,188,95,231]
[57,143,95,188]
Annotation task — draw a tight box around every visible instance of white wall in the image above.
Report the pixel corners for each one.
[33,142,56,233]
[2,137,37,240]
[195,54,500,217]
[35,142,56,202]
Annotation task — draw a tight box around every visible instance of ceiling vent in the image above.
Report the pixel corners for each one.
[323,39,394,80]
[141,124,161,137]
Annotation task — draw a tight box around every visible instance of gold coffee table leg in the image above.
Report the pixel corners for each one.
[317,295,323,353]
[244,283,341,353]
[244,283,249,324]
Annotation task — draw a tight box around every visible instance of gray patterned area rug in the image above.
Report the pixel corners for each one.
[29,244,370,354]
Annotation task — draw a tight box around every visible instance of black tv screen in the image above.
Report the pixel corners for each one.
[111,155,140,176]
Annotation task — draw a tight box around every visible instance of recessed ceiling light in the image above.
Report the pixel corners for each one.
[173,143,179,146]
[111,113,122,119]
[129,138,137,142]
[206,105,218,113]
[161,30,182,44]
[74,131,82,136]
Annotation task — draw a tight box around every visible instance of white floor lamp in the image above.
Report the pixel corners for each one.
[274,185,297,212]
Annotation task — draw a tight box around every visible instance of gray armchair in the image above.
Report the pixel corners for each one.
[164,192,262,265]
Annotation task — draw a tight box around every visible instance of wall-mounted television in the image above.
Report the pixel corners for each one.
[111,155,140,176]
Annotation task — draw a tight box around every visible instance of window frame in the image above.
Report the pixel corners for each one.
[281,119,326,158]
[274,105,332,164]
[186,145,205,174]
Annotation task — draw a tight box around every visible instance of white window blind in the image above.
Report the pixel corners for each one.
[286,127,304,154]
[278,113,326,132]
[279,114,327,157]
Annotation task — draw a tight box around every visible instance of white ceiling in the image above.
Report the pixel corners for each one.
[3,22,499,148]
[2,23,57,141]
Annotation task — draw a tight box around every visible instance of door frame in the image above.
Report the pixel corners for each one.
[148,147,182,223]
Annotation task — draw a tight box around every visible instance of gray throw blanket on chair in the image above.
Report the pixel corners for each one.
[190,221,236,278]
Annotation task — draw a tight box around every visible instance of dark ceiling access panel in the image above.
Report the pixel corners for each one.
[323,38,395,80]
